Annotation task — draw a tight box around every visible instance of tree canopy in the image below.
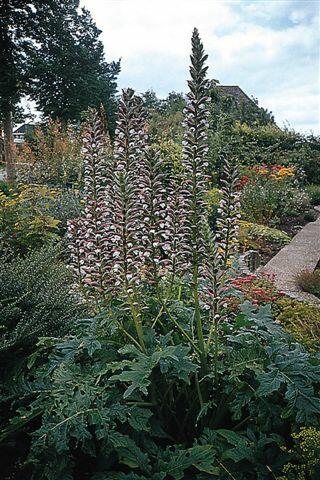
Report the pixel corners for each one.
[28,4,120,128]
[1,0,120,123]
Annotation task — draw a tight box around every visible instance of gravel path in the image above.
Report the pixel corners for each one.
[261,207,320,305]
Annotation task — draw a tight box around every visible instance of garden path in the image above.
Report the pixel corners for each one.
[261,206,320,305]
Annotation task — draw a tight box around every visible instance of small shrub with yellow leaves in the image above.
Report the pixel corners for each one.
[275,297,320,351]
[239,220,291,254]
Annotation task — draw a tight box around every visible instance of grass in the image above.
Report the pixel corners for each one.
[296,269,320,299]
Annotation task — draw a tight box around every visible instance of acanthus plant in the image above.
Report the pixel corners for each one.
[180,28,211,369]
[215,158,241,268]
[67,109,113,302]
[67,29,241,365]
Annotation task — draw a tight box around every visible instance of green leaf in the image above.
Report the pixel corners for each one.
[107,432,150,472]
[223,445,254,463]
[216,429,248,447]
[256,370,284,396]
[84,338,101,357]
[158,445,219,479]
[127,407,152,432]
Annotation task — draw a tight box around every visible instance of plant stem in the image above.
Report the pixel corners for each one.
[159,294,201,355]
[128,294,145,353]
[195,372,203,408]
[193,264,207,371]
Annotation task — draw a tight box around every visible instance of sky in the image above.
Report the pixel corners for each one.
[80,0,320,134]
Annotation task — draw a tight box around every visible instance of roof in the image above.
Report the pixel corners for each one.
[216,85,255,105]
[13,123,35,134]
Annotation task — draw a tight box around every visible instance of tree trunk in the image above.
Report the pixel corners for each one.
[3,109,16,185]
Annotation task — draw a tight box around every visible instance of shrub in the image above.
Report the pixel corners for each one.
[295,136,320,186]
[296,269,320,299]
[231,123,320,185]
[0,184,61,254]
[240,164,296,185]
[275,297,320,351]
[239,220,291,253]
[16,119,83,187]
[46,187,83,234]
[306,184,320,206]
[0,245,85,354]
[304,209,317,222]
[241,178,310,226]
[153,137,183,179]
[206,187,222,229]
[0,180,10,195]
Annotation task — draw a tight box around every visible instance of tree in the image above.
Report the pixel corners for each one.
[0,0,35,184]
[29,5,120,133]
[0,0,119,184]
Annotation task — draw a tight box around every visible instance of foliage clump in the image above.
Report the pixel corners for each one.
[280,427,320,480]
[2,302,320,479]
[227,273,284,311]
[240,175,310,226]
[275,297,320,351]
[0,245,85,354]
[296,269,320,299]
[0,184,61,254]
[16,119,83,187]
[306,184,320,206]
[239,220,291,253]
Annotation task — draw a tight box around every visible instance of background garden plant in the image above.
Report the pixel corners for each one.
[16,119,83,187]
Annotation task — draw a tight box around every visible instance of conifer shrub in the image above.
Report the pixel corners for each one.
[0,245,85,354]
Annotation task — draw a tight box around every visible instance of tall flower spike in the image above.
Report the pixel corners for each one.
[181,28,211,272]
[138,146,169,284]
[202,222,229,324]
[66,217,86,292]
[166,173,191,281]
[215,158,241,269]
[114,88,146,172]
[67,109,112,299]
[110,89,147,295]
[181,28,211,368]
